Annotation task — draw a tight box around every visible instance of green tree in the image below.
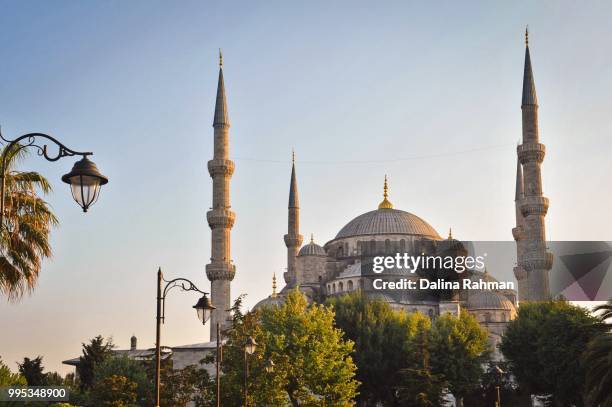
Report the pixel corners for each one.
[0,357,26,386]
[584,300,612,407]
[221,290,359,406]
[327,292,435,405]
[159,362,215,407]
[0,144,58,300]
[429,312,490,407]
[500,300,602,407]
[77,335,114,390]
[90,374,138,407]
[396,317,447,407]
[17,356,46,385]
[94,355,151,406]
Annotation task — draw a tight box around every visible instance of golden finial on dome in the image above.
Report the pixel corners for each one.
[448,228,453,240]
[378,175,393,209]
[272,273,277,298]
[219,48,223,68]
[310,233,314,244]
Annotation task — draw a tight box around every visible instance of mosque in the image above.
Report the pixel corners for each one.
[205,32,552,358]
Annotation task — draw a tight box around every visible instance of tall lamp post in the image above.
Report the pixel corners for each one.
[243,336,257,407]
[494,365,505,407]
[0,131,108,229]
[155,268,215,407]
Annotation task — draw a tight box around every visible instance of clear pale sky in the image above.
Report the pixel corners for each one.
[1,1,611,375]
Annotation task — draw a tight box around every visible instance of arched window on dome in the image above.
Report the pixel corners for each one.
[327,284,331,293]
[400,239,406,253]
[485,312,492,322]
[370,239,376,255]
[385,239,391,254]
[332,283,336,294]
[348,280,354,291]
[502,313,507,322]
[339,281,344,292]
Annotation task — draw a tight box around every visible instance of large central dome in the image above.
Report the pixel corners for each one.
[335,208,441,240]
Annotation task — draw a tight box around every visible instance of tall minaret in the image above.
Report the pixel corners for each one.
[283,151,303,287]
[206,50,236,340]
[515,29,552,301]
[512,157,528,299]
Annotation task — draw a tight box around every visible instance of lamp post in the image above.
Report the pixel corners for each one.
[216,322,221,407]
[155,268,215,407]
[494,365,505,407]
[265,359,274,373]
[0,131,108,230]
[243,336,257,407]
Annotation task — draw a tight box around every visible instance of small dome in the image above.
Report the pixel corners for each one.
[253,295,285,310]
[299,236,326,256]
[467,290,515,311]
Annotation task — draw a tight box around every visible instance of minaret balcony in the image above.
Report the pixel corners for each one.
[513,266,527,280]
[517,143,546,164]
[519,251,554,272]
[206,262,236,281]
[512,226,523,241]
[519,196,549,216]
[207,209,236,228]
[207,159,235,177]
[284,234,304,248]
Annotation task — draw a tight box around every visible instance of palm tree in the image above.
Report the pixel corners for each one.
[584,300,612,407]
[0,143,58,300]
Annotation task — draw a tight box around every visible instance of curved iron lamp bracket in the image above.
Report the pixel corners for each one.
[0,131,92,164]
[160,277,208,323]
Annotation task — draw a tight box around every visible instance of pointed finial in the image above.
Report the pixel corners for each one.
[525,26,529,47]
[378,175,393,209]
[448,228,453,240]
[310,233,314,244]
[272,273,277,298]
[219,48,223,68]
[292,149,295,165]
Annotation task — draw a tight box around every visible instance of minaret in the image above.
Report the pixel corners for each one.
[515,29,552,301]
[512,157,528,299]
[206,50,236,340]
[284,151,303,287]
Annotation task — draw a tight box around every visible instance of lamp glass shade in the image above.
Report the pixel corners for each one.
[70,175,101,212]
[193,295,215,325]
[265,359,275,373]
[61,156,108,212]
[245,336,257,355]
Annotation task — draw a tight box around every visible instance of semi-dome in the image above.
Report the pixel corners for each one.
[299,235,326,256]
[334,208,441,240]
[467,290,516,311]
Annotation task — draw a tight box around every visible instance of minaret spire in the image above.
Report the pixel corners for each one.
[514,31,552,301]
[213,51,229,128]
[522,27,538,107]
[206,52,236,341]
[284,151,303,287]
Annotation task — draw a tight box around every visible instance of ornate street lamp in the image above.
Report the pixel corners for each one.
[0,131,108,228]
[61,156,108,212]
[193,294,214,325]
[154,268,215,407]
[243,336,257,407]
